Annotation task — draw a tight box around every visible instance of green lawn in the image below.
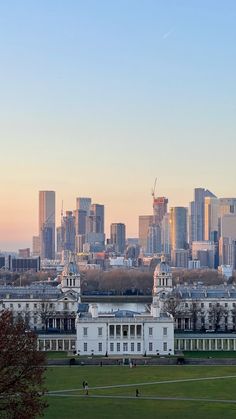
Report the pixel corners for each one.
[184,351,236,358]
[46,351,69,359]
[44,365,236,418]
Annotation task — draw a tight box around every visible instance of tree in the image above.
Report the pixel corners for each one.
[0,310,47,418]
[189,301,202,331]
[208,303,228,331]
[163,294,181,318]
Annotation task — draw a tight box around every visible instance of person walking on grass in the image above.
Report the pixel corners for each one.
[136,389,140,397]
[84,381,89,395]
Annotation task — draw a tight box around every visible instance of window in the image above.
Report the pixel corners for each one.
[201,303,204,308]
[110,343,114,352]
[34,303,37,309]
[18,304,21,308]
[84,343,87,352]
[131,342,134,352]
[98,327,103,336]
[137,325,142,336]
[26,303,29,308]
[163,342,167,352]
[185,303,188,308]
[130,325,135,336]
[149,327,153,336]
[137,343,141,352]
[83,327,88,337]
[149,342,153,352]
[123,325,128,337]
[225,303,228,308]
[233,303,236,308]
[98,343,102,352]
[117,343,120,352]
[116,325,121,336]
[209,303,212,308]
[123,343,128,352]
[10,304,13,308]
[109,325,114,337]
[163,327,167,336]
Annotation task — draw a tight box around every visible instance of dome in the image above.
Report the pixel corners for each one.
[154,257,171,275]
[62,261,80,276]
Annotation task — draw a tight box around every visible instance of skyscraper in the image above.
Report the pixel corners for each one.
[204,197,219,241]
[61,211,76,252]
[190,188,216,244]
[76,197,91,215]
[161,213,171,255]
[90,204,104,234]
[147,224,161,254]
[153,197,168,225]
[138,215,153,253]
[110,223,126,254]
[39,191,55,260]
[219,214,236,267]
[170,207,188,250]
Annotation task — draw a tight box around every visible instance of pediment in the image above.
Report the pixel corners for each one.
[57,290,78,302]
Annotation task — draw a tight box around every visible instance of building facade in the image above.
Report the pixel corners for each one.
[110,223,126,254]
[39,191,56,260]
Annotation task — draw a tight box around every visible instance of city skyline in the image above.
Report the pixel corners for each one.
[0,1,236,249]
[1,185,236,251]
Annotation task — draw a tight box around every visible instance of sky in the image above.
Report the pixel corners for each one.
[0,0,236,250]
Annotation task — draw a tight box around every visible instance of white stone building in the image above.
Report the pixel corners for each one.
[0,260,81,351]
[76,256,174,356]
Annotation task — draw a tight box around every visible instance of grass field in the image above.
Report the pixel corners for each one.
[44,365,236,418]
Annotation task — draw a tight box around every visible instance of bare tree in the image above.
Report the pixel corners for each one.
[189,301,202,331]
[0,310,47,418]
[163,294,181,318]
[208,303,229,331]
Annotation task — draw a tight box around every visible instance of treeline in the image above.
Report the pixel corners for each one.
[81,269,153,294]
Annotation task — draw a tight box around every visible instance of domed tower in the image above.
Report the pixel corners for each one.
[61,257,81,299]
[153,255,172,299]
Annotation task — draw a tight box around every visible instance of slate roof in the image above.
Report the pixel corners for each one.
[0,285,62,299]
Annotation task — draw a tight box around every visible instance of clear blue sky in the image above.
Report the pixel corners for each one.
[0,1,236,249]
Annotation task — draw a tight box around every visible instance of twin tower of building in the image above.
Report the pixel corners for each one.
[61,255,173,304]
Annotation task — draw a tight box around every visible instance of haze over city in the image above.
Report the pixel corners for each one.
[0,1,236,250]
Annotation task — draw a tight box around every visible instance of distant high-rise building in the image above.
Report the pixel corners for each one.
[218,198,236,218]
[39,191,55,260]
[219,214,236,268]
[76,197,91,215]
[74,209,87,235]
[32,236,40,257]
[171,249,189,268]
[110,223,126,254]
[161,213,171,255]
[170,207,188,250]
[147,224,161,254]
[192,241,216,269]
[56,226,64,253]
[204,197,219,241]
[61,211,76,252]
[190,188,216,244]
[74,209,87,253]
[153,197,168,225]
[138,215,153,253]
[90,204,104,234]
[18,248,30,258]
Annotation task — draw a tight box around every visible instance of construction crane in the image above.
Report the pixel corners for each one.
[151,178,157,200]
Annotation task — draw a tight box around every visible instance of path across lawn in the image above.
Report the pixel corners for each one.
[47,374,236,394]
